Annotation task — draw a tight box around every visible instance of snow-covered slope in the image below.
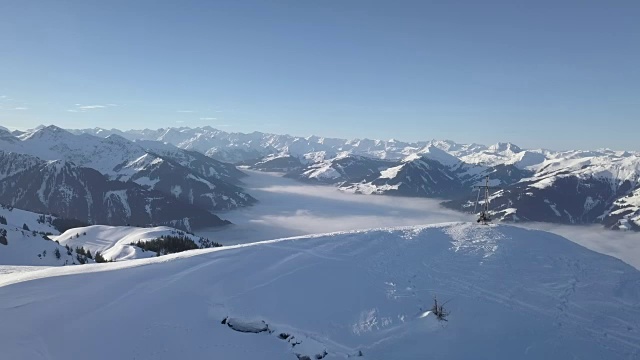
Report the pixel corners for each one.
[0,225,81,266]
[0,204,59,235]
[604,185,640,230]
[53,225,216,261]
[1,223,639,359]
[0,206,97,266]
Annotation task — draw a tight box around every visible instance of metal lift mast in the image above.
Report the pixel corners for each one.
[473,176,499,225]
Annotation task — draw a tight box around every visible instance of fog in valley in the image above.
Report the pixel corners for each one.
[199,171,640,269]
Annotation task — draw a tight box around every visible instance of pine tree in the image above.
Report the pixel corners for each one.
[22,223,30,231]
[0,229,7,245]
[86,249,93,259]
[94,251,106,263]
[54,248,61,259]
[0,215,7,225]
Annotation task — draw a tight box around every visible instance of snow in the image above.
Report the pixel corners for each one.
[53,225,203,261]
[544,199,562,217]
[305,165,342,180]
[171,185,183,198]
[1,223,640,359]
[0,207,83,266]
[1,126,149,175]
[342,182,401,195]
[0,226,76,266]
[0,206,59,234]
[413,144,461,167]
[134,175,161,188]
[379,164,404,179]
[530,155,640,189]
[103,190,131,217]
[528,176,556,189]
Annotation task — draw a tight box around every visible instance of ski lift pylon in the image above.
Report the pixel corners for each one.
[473,176,499,225]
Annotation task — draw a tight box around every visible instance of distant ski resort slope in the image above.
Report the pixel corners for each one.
[1,223,639,359]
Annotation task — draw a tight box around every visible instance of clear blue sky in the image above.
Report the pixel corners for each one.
[1,0,638,150]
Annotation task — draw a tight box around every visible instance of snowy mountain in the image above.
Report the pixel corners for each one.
[342,156,464,197]
[605,186,640,230]
[284,154,396,185]
[243,154,305,172]
[48,126,640,230]
[1,126,255,211]
[1,223,639,359]
[71,126,434,162]
[114,152,255,211]
[53,225,219,261]
[0,151,229,231]
[135,140,247,184]
[442,154,640,230]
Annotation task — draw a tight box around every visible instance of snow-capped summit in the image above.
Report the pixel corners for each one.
[411,144,462,167]
[488,142,522,153]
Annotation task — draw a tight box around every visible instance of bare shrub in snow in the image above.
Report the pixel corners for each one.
[431,296,450,322]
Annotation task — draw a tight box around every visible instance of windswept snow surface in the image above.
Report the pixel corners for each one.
[1,223,640,359]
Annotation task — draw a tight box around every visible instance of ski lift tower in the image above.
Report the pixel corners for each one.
[473,176,499,225]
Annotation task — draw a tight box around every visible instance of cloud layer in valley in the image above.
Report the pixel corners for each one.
[198,171,640,269]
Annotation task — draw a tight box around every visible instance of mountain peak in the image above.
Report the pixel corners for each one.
[24,125,73,140]
[105,133,133,144]
[489,142,522,153]
[412,144,461,166]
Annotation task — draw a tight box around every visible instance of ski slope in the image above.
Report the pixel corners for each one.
[1,223,639,359]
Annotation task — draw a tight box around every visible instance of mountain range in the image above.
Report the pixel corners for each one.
[0,126,259,231]
[4,125,640,231]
